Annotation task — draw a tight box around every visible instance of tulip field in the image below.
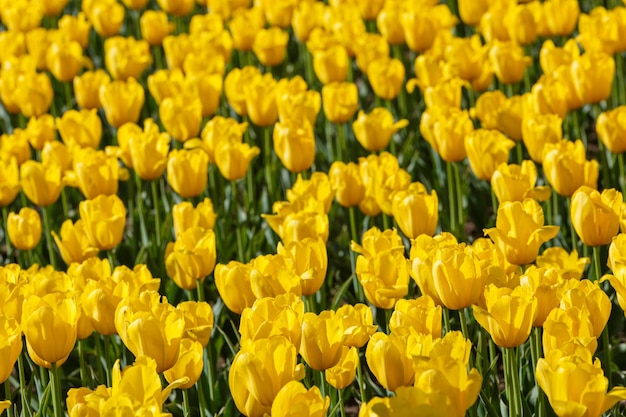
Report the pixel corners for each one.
[4,0,626,416]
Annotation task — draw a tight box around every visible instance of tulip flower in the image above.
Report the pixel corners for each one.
[229,7,265,51]
[355,33,390,74]
[25,114,55,151]
[66,148,121,199]
[172,198,217,237]
[45,38,83,83]
[570,187,622,247]
[559,279,611,338]
[276,88,320,127]
[273,119,316,173]
[159,94,202,143]
[224,66,261,117]
[322,82,359,124]
[56,109,103,150]
[325,346,359,390]
[473,284,537,348]
[313,45,348,85]
[115,291,185,373]
[99,78,145,128]
[73,70,111,110]
[543,0,579,36]
[167,148,209,199]
[389,296,442,338]
[354,248,409,309]
[196,116,248,163]
[239,293,303,347]
[473,90,507,130]
[22,293,78,368]
[465,129,516,181]
[423,77,467,110]
[571,52,615,105]
[596,106,626,155]
[0,317,22,384]
[244,72,278,127]
[52,220,99,266]
[86,0,124,37]
[537,349,626,417]
[366,332,414,391]
[300,310,344,371]
[352,108,408,152]
[253,27,289,67]
[485,199,559,266]
[157,0,194,16]
[543,139,599,197]
[229,335,305,417]
[20,161,63,207]
[7,207,41,251]
[519,266,562,327]
[104,36,153,81]
[14,72,53,118]
[368,57,405,100]
[277,237,327,296]
[140,10,175,46]
[491,161,551,203]
[249,253,302,299]
[376,2,405,45]
[420,107,472,163]
[521,113,563,164]
[165,227,217,290]
[163,338,204,389]
[543,306,598,357]
[177,300,214,347]
[400,6,439,53]
[271,381,329,417]
[329,161,365,208]
[79,194,127,251]
[1,130,31,166]
[336,303,377,348]
[215,140,260,181]
[286,172,335,213]
[0,157,20,207]
[215,261,257,314]
[390,182,438,239]
[488,41,532,85]
[505,4,537,46]
[536,247,590,281]
[58,12,91,49]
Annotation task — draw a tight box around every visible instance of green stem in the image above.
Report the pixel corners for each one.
[453,162,464,233]
[446,162,457,236]
[602,324,613,389]
[567,197,578,252]
[151,180,161,250]
[135,174,149,248]
[2,207,12,262]
[63,82,73,111]
[264,126,275,201]
[442,307,452,334]
[318,370,326,398]
[78,339,89,387]
[356,355,368,403]
[42,206,57,269]
[107,250,116,268]
[4,380,11,415]
[338,388,346,417]
[196,278,205,302]
[336,123,346,162]
[515,141,523,165]
[459,308,472,367]
[531,328,546,417]
[103,336,112,386]
[18,354,31,417]
[618,153,625,197]
[349,207,364,301]
[182,389,191,417]
[503,347,522,417]
[232,181,245,262]
[50,362,63,417]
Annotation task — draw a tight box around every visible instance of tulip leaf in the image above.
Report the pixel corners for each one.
[331,273,356,310]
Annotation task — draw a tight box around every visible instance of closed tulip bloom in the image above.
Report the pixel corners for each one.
[99,78,145,128]
[465,129,516,181]
[366,332,414,391]
[276,89,321,127]
[126,120,170,181]
[336,303,377,348]
[229,335,305,417]
[491,161,551,203]
[25,114,55,151]
[559,279,611,338]
[543,139,599,197]
[325,346,358,390]
[272,380,329,417]
[52,219,99,266]
[420,107,472,162]
[7,207,41,251]
[479,4,512,43]
[173,198,217,236]
[313,45,348,85]
[537,349,626,417]
[229,8,264,51]
[249,253,302,299]
[522,113,563,163]
[167,148,208,199]
[68,148,120,199]
[13,72,53,118]
[505,4,537,45]
[286,172,334,213]
[473,90,507,130]
[389,296,442,338]
[244,73,278,127]
[0,130,31,166]
[22,293,78,368]
[178,300,214,347]
[56,109,102,150]
[121,0,148,10]
[273,119,316,173]
[157,0,194,16]
[322,82,359,124]
[571,187,622,247]
[58,13,91,49]
[20,161,63,206]
[197,116,248,163]
[215,261,256,314]
[140,10,174,46]
[496,94,526,141]
[86,0,124,37]
[165,227,217,289]
[160,95,202,142]
[79,194,127,251]
[163,338,203,389]
[252,27,289,67]
[355,33,390,74]
[238,293,303,347]
[543,0,579,36]
[489,41,532,85]
[73,70,111,110]
[458,0,488,25]
[400,6,437,53]
[0,157,20,207]
[355,249,409,309]
[473,284,537,348]
[104,36,153,81]
[224,66,261,116]
[543,307,598,356]
[300,310,344,371]
[329,161,365,208]
[352,108,408,152]
[0,317,21,384]
[485,199,559,266]
[571,52,615,106]
[596,107,626,154]
[46,38,83,83]
[115,291,185,373]
[390,182,438,239]
[277,237,327,296]
[366,57,404,100]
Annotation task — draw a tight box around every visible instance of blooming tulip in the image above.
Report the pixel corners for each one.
[352,108,408,152]
[20,161,63,207]
[7,207,41,251]
[571,187,622,247]
[322,82,359,124]
[79,194,127,251]
[365,332,414,391]
[165,227,217,290]
[543,139,599,197]
[215,261,256,314]
[167,148,209,199]
[465,129,516,181]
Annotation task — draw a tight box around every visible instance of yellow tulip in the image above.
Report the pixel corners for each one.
[300,310,344,371]
[56,109,102,150]
[543,306,598,356]
[286,172,335,213]
[252,27,289,67]
[58,12,91,49]
[322,82,359,124]
[160,94,202,143]
[473,284,537,348]
[519,266,562,327]
[0,157,20,207]
[25,114,55,151]
[376,1,405,45]
[355,33,390,74]
[313,45,348,85]
[51,219,99,266]
[458,0,488,25]
[352,108,408,152]
[505,4,537,45]
[491,161,551,204]
[465,129,516,181]
[140,10,175,46]
[157,0,194,16]
[249,253,302,299]
[559,279,611,338]
[163,338,204,389]
[521,113,563,164]
[390,182,438,239]
[389,296,442,338]
[273,119,316,173]
[543,139,599,197]
[214,261,257,314]
[104,36,153,81]
[115,290,185,373]
[239,293,303,348]
[1,130,31,166]
[271,380,329,417]
[354,249,409,309]
[22,293,78,368]
[336,303,377,348]
[325,346,359,390]
[165,227,216,290]
[365,332,414,391]
[224,66,261,117]
[244,72,278,127]
[229,7,265,51]
[571,52,615,106]
[86,0,124,37]
[0,317,22,384]
[67,148,120,199]
[13,71,53,118]
[544,0,579,36]
[489,41,532,85]
[571,186,622,247]
[7,207,41,251]
[329,161,365,208]
[177,300,214,348]
[167,148,209,199]
[596,106,626,155]
[276,86,320,126]
[277,237,327,296]
[45,38,83,83]
[420,107,473,163]
[79,194,127,251]
[368,57,405,100]
[229,335,305,417]
[20,160,63,207]
[73,70,111,110]
[400,6,438,53]
[536,247,589,281]
[172,198,217,237]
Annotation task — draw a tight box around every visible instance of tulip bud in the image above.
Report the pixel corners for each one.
[99,78,145,128]
[571,186,622,247]
[7,207,41,251]
[79,194,127,251]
